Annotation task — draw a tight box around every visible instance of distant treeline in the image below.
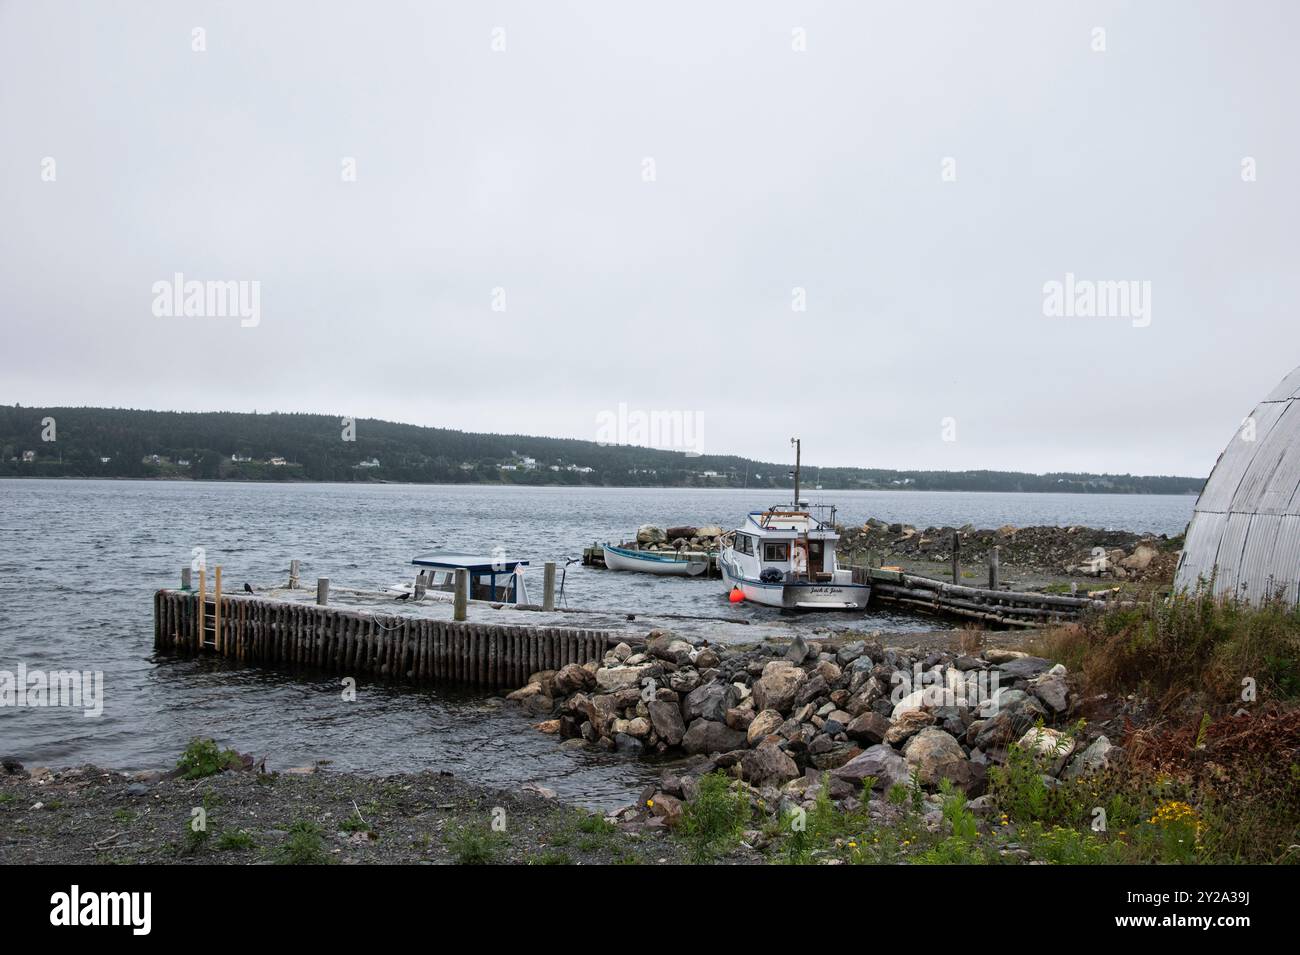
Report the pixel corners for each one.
[0,405,1205,494]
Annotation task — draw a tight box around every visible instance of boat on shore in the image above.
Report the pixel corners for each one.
[602,543,709,577]
[718,439,870,610]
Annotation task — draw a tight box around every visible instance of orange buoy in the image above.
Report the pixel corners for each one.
[729,587,745,603]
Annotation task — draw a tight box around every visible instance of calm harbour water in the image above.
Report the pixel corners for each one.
[0,480,1194,808]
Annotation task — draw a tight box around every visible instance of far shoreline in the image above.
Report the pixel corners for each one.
[0,475,1202,496]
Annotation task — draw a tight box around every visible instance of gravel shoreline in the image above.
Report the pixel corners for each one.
[0,763,693,866]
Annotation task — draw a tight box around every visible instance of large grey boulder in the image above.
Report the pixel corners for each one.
[1062,735,1116,780]
[682,718,747,755]
[683,682,735,724]
[903,727,968,788]
[753,663,808,714]
[832,744,910,792]
[636,524,667,545]
[845,711,891,745]
[741,741,800,787]
[647,700,686,746]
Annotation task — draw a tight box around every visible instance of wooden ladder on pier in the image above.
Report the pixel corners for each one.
[195,566,223,651]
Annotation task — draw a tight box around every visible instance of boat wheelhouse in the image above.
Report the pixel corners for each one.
[408,552,532,604]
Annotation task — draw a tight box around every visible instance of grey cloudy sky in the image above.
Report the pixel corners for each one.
[2,1,1297,477]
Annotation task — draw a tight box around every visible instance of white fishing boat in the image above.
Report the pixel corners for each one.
[718,440,871,610]
[602,543,709,577]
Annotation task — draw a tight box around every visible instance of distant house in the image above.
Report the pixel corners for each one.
[99,456,112,464]
[549,465,561,472]
[499,464,517,471]
[231,453,252,463]
[176,458,190,466]
[21,450,35,463]
[357,458,380,469]
[520,456,537,469]
[143,454,163,465]
[700,470,720,478]
[269,456,288,466]
[565,464,593,474]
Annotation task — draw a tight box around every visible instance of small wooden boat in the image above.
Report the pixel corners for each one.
[602,543,708,577]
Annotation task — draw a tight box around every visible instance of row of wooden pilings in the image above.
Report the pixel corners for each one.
[852,566,1114,628]
[153,589,610,691]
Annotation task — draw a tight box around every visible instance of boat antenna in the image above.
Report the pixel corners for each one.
[790,437,801,506]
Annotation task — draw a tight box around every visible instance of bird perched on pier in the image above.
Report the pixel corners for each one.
[243,583,254,594]
[395,591,411,601]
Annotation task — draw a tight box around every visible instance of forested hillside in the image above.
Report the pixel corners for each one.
[0,405,1204,493]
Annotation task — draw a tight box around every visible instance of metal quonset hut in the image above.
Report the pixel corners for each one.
[1175,364,1300,604]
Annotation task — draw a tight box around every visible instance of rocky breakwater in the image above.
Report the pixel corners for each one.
[504,631,1117,833]
[630,523,726,552]
[840,520,1181,582]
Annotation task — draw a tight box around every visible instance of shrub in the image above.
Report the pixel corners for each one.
[175,738,242,780]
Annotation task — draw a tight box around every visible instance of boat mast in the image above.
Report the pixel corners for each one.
[791,437,801,505]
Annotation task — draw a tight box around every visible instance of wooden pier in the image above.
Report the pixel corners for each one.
[153,588,611,690]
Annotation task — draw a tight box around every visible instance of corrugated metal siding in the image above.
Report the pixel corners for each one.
[1175,510,1227,590]
[1236,513,1282,602]
[1210,512,1253,598]
[1175,364,1300,605]
[1269,515,1300,604]
[1193,401,1287,514]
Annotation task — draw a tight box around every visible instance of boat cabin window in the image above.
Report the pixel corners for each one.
[763,542,789,562]
[735,533,754,556]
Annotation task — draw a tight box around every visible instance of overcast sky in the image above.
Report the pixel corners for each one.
[2,1,1297,477]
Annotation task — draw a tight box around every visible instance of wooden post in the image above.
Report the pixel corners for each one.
[988,545,1000,591]
[214,565,222,653]
[453,569,468,621]
[181,566,192,591]
[316,577,330,606]
[289,559,301,589]
[951,531,960,585]
[542,562,556,611]
[414,570,427,601]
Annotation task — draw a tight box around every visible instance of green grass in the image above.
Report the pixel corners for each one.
[272,820,331,865]
[215,829,256,851]
[529,849,573,865]
[444,823,507,865]
[678,772,752,862]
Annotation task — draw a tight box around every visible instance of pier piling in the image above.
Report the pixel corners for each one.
[453,569,468,621]
[542,562,556,612]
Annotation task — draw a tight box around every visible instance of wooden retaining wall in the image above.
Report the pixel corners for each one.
[153,589,610,690]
